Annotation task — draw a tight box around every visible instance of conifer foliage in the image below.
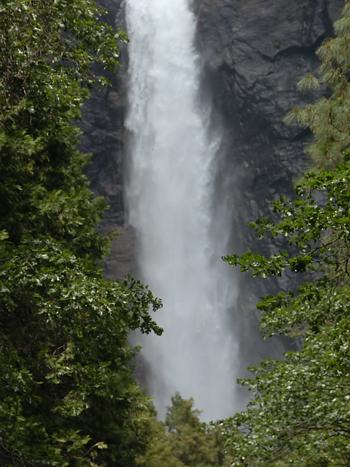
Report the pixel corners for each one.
[138,394,227,467]
[0,1,161,465]
[223,2,350,465]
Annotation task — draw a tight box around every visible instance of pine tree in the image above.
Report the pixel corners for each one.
[138,394,225,467]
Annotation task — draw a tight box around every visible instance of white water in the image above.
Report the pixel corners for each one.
[125,0,239,421]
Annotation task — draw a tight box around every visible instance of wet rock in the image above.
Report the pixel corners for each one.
[194,0,343,365]
[82,0,344,367]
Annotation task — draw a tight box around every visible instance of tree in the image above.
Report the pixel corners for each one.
[0,239,162,466]
[222,2,350,465]
[138,393,225,467]
[136,415,185,467]
[0,0,124,255]
[0,1,162,465]
[165,393,221,467]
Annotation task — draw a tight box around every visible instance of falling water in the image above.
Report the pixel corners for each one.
[125,0,239,421]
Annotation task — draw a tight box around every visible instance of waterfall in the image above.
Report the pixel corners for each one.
[125,0,239,421]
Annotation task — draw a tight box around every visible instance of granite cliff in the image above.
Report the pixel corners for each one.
[82,0,344,370]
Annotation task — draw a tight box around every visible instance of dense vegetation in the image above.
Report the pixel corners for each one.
[0,1,162,465]
[1,0,350,466]
[138,393,227,467]
[223,1,350,465]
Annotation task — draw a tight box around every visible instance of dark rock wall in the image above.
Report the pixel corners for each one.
[82,0,129,278]
[197,0,343,238]
[193,0,343,366]
[82,0,344,369]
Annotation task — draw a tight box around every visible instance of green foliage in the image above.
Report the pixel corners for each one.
[0,1,162,465]
[0,0,126,256]
[0,238,162,466]
[137,394,226,467]
[136,416,185,467]
[285,2,350,168]
[223,2,350,465]
[165,393,222,467]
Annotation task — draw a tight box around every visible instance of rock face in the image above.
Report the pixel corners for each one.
[82,0,128,278]
[196,0,342,235]
[83,0,344,367]
[193,0,344,365]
